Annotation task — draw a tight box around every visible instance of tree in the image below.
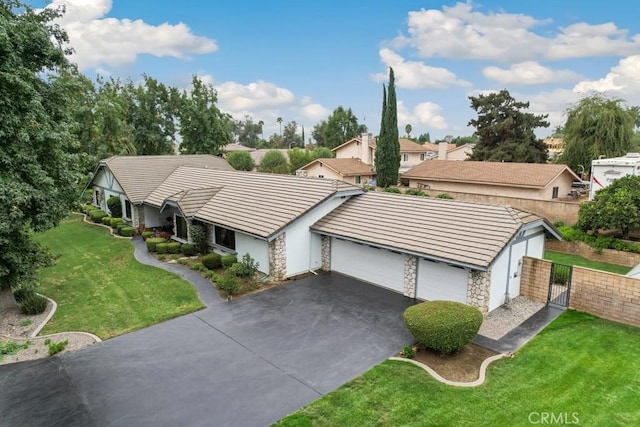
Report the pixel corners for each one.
[283,120,303,147]
[312,120,327,146]
[179,75,232,155]
[233,115,263,148]
[405,124,412,138]
[288,147,313,172]
[452,135,479,146]
[417,132,431,144]
[577,175,640,239]
[0,1,80,289]
[323,106,363,149]
[375,67,400,187]
[277,117,283,136]
[312,147,333,159]
[226,151,255,171]
[467,89,549,163]
[560,94,637,173]
[258,150,289,174]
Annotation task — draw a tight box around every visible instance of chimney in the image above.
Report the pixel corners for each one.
[438,141,448,160]
[361,133,371,146]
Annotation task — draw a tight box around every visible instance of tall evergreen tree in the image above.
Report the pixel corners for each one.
[375,67,400,187]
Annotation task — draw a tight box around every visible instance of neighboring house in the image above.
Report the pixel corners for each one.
[296,158,375,185]
[332,133,376,164]
[87,155,234,228]
[86,155,560,313]
[434,142,474,161]
[397,139,432,173]
[402,161,581,201]
[223,143,255,153]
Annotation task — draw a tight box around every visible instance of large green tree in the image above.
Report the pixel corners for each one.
[233,115,263,148]
[258,150,289,174]
[179,75,233,155]
[577,175,640,239]
[226,151,255,171]
[322,106,364,149]
[0,1,80,289]
[288,147,313,173]
[560,94,638,173]
[375,67,400,187]
[283,120,303,148]
[467,89,549,163]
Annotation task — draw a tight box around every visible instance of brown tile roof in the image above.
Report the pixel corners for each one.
[311,191,543,269]
[224,143,255,152]
[402,160,580,188]
[100,155,233,203]
[399,138,430,152]
[301,158,375,176]
[146,167,362,239]
[164,188,221,217]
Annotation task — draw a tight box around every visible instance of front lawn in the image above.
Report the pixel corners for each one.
[35,215,204,339]
[277,311,640,426]
[545,250,631,275]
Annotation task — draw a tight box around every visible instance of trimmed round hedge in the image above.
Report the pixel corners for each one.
[403,300,483,354]
[201,253,222,270]
[146,237,167,252]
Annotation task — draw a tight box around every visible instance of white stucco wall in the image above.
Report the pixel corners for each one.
[284,194,354,277]
[235,233,270,275]
[91,167,126,211]
[144,205,166,228]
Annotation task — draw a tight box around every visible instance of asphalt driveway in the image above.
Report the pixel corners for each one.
[0,272,413,427]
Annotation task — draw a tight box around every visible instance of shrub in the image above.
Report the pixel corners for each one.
[141,231,154,239]
[404,188,426,196]
[167,242,181,254]
[89,209,108,223]
[189,223,208,254]
[146,237,167,252]
[189,262,207,272]
[110,217,125,227]
[101,216,113,225]
[44,338,69,356]
[231,253,260,277]
[383,187,401,194]
[217,270,240,297]
[156,243,169,254]
[82,204,94,214]
[552,268,570,285]
[221,255,237,268]
[204,270,219,282]
[201,253,222,270]
[19,293,48,315]
[436,193,454,199]
[13,283,36,304]
[400,345,415,359]
[107,195,122,218]
[403,301,483,354]
[119,226,135,237]
[181,243,196,256]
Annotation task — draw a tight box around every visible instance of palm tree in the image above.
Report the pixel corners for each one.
[405,123,412,138]
[277,117,283,136]
[258,120,264,141]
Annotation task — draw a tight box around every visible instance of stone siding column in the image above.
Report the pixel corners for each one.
[268,233,287,281]
[134,204,145,229]
[321,235,331,271]
[403,255,417,298]
[467,270,491,315]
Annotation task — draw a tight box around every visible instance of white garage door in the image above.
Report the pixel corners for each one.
[331,238,405,294]
[416,259,468,303]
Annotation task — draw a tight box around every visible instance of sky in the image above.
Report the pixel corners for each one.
[33,0,640,142]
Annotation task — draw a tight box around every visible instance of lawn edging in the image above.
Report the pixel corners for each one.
[78,212,133,239]
[388,353,509,387]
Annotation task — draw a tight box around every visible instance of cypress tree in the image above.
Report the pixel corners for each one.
[375,67,400,187]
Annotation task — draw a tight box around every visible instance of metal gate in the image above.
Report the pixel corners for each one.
[548,263,572,307]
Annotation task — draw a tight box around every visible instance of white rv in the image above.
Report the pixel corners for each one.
[590,153,640,200]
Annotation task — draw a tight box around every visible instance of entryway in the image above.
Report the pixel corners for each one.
[548,262,572,308]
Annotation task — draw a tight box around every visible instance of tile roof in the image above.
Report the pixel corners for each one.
[402,160,580,188]
[399,138,430,152]
[100,155,233,203]
[301,158,375,176]
[146,167,362,239]
[164,188,221,217]
[311,191,541,269]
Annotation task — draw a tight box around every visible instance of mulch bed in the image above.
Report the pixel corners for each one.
[404,343,500,382]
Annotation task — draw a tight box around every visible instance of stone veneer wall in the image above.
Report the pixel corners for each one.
[320,236,331,271]
[133,204,145,229]
[520,256,640,328]
[403,256,417,298]
[269,233,287,281]
[467,271,491,314]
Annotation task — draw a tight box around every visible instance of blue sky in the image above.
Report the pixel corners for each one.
[37,0,640,141]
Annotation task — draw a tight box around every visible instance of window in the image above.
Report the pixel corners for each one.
[94,190,101,207]
[355,175,361,184]
[420,153,425,161]
[215,226,236,250]
[403,153,409,162]
[176,216,188,240]
[124,200,132,219]
[552,186,559,199]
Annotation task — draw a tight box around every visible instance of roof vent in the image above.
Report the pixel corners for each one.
[626,153,640,158]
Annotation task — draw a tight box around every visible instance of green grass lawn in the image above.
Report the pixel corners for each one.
[277,311,640,427]
[545,250,631,275]
[35,215,204,339]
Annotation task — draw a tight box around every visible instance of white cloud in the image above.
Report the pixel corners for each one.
[483,61,583,85]
[46,0,217,70]
[301,103,331,122]
[214,80,296,112]
[373,48,470,89]
[397,2,640,62]
[397,100,448,131]
[573,55,640,103]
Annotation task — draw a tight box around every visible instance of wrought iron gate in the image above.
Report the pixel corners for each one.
[548,263,572,307]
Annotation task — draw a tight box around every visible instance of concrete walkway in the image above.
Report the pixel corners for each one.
[0,237,413,427]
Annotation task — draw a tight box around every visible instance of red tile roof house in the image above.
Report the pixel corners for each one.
[86,155,560,314]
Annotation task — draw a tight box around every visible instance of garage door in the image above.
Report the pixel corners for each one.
[331,238,405,294]
[416,259,468,303]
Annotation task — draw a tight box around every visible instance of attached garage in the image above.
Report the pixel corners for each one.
[416,260,468,303]
[331,238,405,294]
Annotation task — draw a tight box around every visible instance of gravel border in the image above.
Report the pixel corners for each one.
[478,296,545,340]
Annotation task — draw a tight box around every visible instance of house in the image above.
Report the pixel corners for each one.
[296,158,375,185]
[86,155,560,314]
[397,139,433,173]
[402,160,582,201]
[332,133,376,164]
[87,155,234,228]
[435,142,474,161]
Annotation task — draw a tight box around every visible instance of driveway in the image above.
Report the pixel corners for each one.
[0,272,413,427]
